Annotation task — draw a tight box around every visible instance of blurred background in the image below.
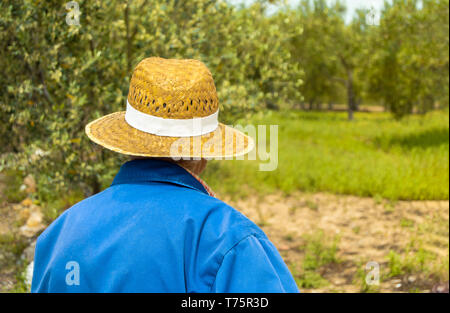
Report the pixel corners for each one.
[0,0,448,293]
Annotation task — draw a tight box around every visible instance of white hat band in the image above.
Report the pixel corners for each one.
[125,101,219,137]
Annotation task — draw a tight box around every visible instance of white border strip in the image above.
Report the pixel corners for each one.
[125,101,219,137]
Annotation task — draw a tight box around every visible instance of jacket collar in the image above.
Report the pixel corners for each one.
[111,159,209,195]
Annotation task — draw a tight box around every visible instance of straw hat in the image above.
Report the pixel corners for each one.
[85,57,254,159]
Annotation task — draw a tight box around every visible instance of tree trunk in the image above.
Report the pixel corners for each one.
[346,70,356,121]
[124,1,132,74]
[88,174,101,195]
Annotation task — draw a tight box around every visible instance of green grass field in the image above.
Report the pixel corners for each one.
[204,110,449,200]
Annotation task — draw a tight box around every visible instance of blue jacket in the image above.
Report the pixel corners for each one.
[31,159,299,293]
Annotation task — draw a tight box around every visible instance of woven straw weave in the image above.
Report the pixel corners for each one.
[128,57,219,119]
[85,57,253,158]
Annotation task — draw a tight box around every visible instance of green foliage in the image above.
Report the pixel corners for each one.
[0,233,29,292]
[296,270,329,289]
[386,232,447,280]
[0,233,28,259]
[41,190,85,224]
[366,0,449,118]
[289,0,449,118]
[301,231,339,270]
[9,260,30,293]
[0,233,30,293]
[289,0,345,109]
[0,0,303,200]
[0,170,26,203]
[204,110,449,200]
[294,230,340,288]
[387,248,436,278]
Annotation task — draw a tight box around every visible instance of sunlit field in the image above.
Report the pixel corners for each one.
[205,110,449,201]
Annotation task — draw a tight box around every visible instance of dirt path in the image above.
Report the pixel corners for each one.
[224,192,449,293]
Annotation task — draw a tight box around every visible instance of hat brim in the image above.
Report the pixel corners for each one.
[85,112,254,159]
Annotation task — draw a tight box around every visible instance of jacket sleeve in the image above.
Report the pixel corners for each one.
[211,235,299,293]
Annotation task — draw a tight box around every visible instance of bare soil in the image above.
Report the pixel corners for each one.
[224,192,449,293]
